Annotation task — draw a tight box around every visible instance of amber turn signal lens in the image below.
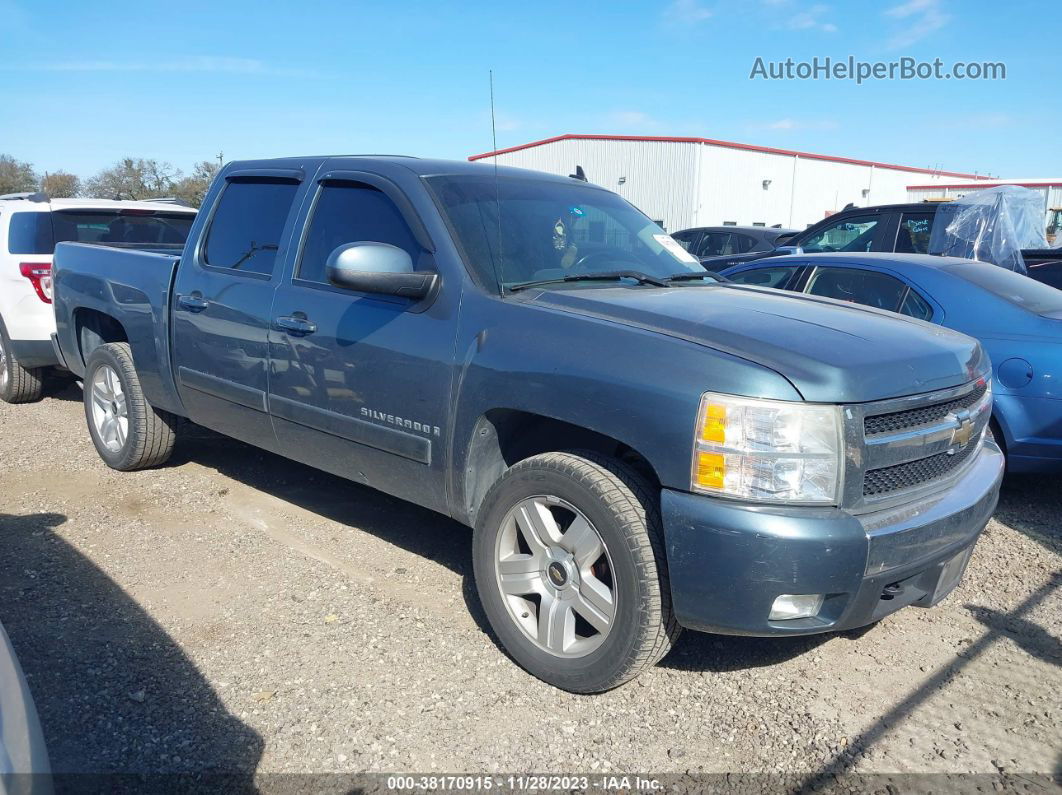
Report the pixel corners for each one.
[694,451,726,490]
[700,402,726,444]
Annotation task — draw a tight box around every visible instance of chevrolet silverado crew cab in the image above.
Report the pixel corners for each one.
[52,156,1004,692]
[0,192,195,403]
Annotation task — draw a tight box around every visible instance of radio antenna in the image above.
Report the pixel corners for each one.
[489,69,504,295]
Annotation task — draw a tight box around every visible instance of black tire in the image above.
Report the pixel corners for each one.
[473,451,680,693]
[0,321,44,404]
[987,416,1008,466]
[83,342,177,470]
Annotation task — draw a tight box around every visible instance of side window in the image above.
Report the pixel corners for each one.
[727,266,800,289]
[899,288,934,320]
[297,183,423,285]
[896,212,934,254]
[799,215,879,253]
[671,230,700,252]
[732,234,757,254]
[805,267,907,311]
[203,179,299,275]
[7,212,54,255]
[696,232,734,257]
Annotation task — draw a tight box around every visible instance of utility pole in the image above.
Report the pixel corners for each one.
[216,151,224,167]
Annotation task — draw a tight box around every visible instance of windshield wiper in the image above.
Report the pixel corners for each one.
[666,270,729,283]
[507,270,672,292]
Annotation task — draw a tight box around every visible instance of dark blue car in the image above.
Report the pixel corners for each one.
[721,252,1062,473]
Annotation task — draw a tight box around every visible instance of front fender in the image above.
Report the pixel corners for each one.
[446,291,800,522]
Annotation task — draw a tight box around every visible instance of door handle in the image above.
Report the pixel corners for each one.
[274,315,317,336]
[176,294,209,313]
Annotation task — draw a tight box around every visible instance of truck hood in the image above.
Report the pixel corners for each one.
[530,284,986,403]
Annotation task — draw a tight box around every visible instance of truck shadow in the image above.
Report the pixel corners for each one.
[0,511,264,782]
[169,427,493,637]
[172,428,862,674]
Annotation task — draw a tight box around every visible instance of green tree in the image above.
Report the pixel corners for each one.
[172,160,221,207]
[84,157,179,200]
[40,171,81,198]
[0,154,39,194]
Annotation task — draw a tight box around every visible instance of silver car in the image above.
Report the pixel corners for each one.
[0,620,50,795]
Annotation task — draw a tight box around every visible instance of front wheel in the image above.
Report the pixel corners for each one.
[83,342,177,470]
[473,451,680,693]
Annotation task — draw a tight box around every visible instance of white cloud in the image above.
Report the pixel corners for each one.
[605,110,664,131]
[662,0,713,26]
[16,56,318,78]
[757,117,839,131]
[785,3,838,33]
[883,0,950,48]
[945,112,1013,130]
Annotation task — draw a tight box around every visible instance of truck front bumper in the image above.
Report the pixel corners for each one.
[662,440,1004,636]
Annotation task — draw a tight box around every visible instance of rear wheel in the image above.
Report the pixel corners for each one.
[473,451,679,693]
[0,323,44,404]
[84,342,177,470]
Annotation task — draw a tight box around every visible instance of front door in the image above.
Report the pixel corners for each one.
[267,174,454,513]
[171,173,304,451]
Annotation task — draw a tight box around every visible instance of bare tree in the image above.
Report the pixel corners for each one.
[84,157,179,200]
[172,160,221,207]
[0,154,39,194]
[40,171,81,198]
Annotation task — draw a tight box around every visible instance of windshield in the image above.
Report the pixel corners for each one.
[7,210,195,255]
[427,174,704,290]
[947,262,1062,315]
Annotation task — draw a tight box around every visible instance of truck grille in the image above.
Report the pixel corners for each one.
[863,437,979,496]
[864,382,987,436]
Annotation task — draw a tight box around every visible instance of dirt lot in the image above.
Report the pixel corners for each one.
[0,379,1059,787]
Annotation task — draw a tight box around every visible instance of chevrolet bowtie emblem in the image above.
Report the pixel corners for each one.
[950,417,975,448]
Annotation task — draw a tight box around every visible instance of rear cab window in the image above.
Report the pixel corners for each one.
[203,179,300,276]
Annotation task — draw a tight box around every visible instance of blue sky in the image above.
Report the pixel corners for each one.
[0,0,1051,179]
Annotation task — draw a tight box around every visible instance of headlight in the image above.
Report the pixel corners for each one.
[692,392,844,504]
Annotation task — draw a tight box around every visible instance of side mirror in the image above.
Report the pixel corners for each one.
[775,245,803,255]
[326,242,438,300]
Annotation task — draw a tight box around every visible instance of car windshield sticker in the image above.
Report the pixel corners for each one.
[655,233,700,264]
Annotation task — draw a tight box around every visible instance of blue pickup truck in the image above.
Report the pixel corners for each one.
[52,156,1004,692]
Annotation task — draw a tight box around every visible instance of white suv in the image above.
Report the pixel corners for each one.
[0,193,196,403]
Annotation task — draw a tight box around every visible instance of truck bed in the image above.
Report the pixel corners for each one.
[52,242,183,414]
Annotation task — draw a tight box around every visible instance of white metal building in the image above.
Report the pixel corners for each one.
[468,134,988,232]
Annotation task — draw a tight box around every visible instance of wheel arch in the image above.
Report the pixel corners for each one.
[73,308,128,369]
[459,408,662,527]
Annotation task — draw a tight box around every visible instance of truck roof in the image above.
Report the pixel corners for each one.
[225,155,593,186]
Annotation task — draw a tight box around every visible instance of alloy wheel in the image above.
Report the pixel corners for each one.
[90,365,128,452]
[494,496,616,658]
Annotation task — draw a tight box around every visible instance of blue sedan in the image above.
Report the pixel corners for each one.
[720,252,1062,473]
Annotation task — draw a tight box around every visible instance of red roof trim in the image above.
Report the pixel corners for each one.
[907,181,1062,190]
[468,133,987,180]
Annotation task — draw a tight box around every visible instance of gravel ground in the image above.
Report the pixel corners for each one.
[0,378,1059,787]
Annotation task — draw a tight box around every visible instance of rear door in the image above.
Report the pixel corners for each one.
[266,171,453,513]
[170,170,306,450]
